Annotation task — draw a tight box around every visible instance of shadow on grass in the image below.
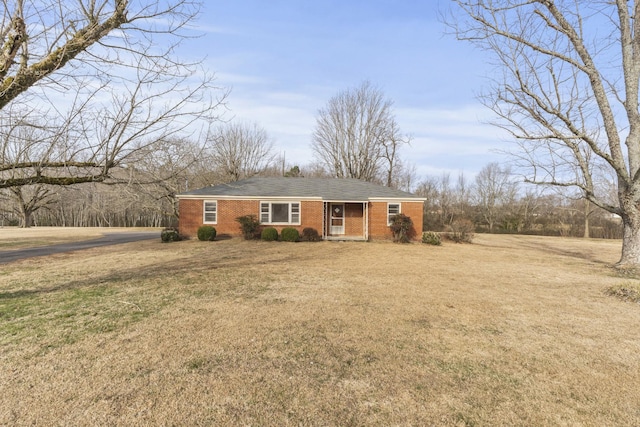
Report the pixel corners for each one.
[0,289,39,300]
[480,235,617,266]
[0,240,309,301]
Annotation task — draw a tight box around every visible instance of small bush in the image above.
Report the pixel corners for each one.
[389,213,414,243]
[197,225,217,241]
[160,227,181,243]
[444,219,475,243]
[422,231,442,246]
[301,227,321,242]
[281,227,300,242]
[261,227,278,241]
[236,214,261,240]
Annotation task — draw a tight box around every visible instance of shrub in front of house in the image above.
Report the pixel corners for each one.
[197,225,217,241]
[160,227,181,243]
[301,227,320,242]
[444,219,475,243]
[236,214,261,240]
[281,227,299,242]
[261,227,278,241]
[389,213,414,243]
[422,231,442,246]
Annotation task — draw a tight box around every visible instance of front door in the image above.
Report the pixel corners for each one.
[330,203,344,235]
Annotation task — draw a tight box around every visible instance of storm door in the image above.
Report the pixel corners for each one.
[330,203,345,235]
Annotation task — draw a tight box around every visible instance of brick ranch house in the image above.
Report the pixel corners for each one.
[177,177,425,241]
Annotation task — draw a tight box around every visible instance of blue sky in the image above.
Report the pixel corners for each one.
[194,1,505,180]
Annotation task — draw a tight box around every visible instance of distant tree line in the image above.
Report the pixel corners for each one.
[415,163,622,239]
[0,65,623,239]
[0,151,623,239]
[0,121,286,228]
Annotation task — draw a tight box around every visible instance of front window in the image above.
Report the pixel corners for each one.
[260,202,301,224]
[271,203,289,223]
[204,200,217,223]
[387,203,401,225]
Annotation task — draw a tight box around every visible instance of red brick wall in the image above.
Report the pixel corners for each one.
[401,201,424,240]
[369,202,392,239]
[217,200,260,236]
[177,199,203,237]
[369,201,424,240]
[345,203,364,236]
[179,198,423,240]
[178,199,325,238]
[301,201,323,235]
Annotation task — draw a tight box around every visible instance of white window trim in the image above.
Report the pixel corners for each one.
[203,200,217,224]
[387,202,401,225]
[260,201,301,225]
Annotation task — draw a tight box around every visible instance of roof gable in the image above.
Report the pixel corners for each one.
[177,177,424,201]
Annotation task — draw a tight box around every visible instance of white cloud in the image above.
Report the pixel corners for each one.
[396,105,511,178]
[215,72,269,86]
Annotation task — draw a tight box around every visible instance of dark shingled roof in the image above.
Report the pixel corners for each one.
[178,177,423,201]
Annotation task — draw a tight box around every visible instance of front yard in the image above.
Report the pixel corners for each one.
[1,233,639,425]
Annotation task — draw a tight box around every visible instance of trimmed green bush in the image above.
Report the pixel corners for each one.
[281,227,299,242]
[301,227,320,242]
[236,214,261,240]
[160,227,181,243]
[261,227,278,241]
[197,225,217,241]
[422,231,442,246]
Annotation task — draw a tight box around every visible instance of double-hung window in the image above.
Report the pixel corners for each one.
[203,200,217,224]
[387,203,401,225]
[260,202,300,224]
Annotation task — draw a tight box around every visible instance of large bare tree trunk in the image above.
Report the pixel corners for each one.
[20,209,33,228]
[620,217,640,267]
[618,186,640,266]
[583,199,590,239]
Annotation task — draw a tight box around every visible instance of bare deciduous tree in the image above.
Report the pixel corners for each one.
[0,1,200,108]
[0,1,225,190]
[473,162,518,232]
[298,161,334,178]
[122,137,212,220]
[207,122,277,182]
[389,159,417,192]
[381,121,414,188]
[1,185,56,227]
[311,81,410,185]
[415,176,441,231]
[0,71,224,189]
[449,1,640,267]
[416,173,455,230]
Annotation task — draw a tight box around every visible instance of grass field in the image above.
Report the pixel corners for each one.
[1,230,640,425]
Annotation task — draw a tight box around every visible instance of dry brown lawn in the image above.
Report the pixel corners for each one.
[1,230,639,426]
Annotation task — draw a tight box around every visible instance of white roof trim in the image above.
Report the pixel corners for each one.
[322,200,368,203]
[177,195,425,202]
[177,195,322,201]
[369,197,427,202]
